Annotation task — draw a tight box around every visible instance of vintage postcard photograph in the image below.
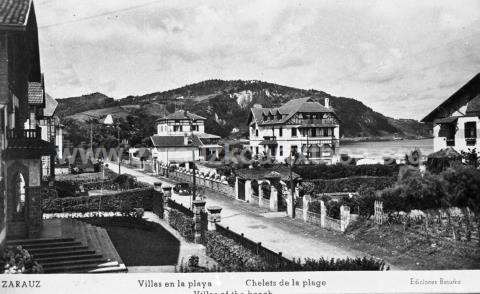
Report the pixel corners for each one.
[0,0,479,293]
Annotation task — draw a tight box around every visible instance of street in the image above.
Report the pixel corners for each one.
[106,162,367,261]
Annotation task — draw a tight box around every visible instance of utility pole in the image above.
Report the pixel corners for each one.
[289,149,296,219]
[117,124,121,175]
[190,117,197,201]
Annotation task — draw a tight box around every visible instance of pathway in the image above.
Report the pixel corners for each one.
[107,163,367,261]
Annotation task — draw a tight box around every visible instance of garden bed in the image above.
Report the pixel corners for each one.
[82,217,180,266]
[344,218,480,270]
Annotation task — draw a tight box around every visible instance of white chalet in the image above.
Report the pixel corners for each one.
[422,73,480,154]
[150,110,222,165]
[247,97,340,164]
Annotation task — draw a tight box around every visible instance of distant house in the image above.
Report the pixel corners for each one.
[247,97,341,164]
[422,73,480,154]
[150,110,222,167]
[25,88,63,181]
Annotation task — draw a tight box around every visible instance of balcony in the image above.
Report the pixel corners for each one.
[259,136,278,146]
[294,118,338,127]
[7,127,42,140]
[5,127,55,159]
[466,137,477,146]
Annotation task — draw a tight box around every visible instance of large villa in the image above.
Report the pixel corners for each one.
[422,73,480,154]
[247,97,341,164]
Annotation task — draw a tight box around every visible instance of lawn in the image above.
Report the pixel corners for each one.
[83,217,180,266]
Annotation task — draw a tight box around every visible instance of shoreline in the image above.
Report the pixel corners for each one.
[340,136,432,144]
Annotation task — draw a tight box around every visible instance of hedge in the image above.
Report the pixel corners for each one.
[169,209,195,242]
[293,164,399,180]
[42,188,160,214]
[302,176,395,194]
[205,231,270,271]
[205,231,387,271]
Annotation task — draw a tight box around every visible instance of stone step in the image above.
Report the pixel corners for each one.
[32,249,96,259]
[15,241,82,249]
[43,262,105,274]
[41,257,108,269]
[35,254,104,264]
[7,238,75,245]
[28,245,88,255]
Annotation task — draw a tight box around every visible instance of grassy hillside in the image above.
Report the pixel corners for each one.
[57,79,431,141]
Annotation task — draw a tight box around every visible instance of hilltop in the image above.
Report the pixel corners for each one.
[57,79,431,140]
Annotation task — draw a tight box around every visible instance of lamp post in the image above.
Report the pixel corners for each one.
[188,116,197,201]
[289,149,297,219]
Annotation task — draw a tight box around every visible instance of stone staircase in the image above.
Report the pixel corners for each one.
[7,220,127,273]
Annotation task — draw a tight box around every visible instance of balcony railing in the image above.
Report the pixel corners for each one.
[7,127,42,140]
[446,138,455,146]
[294,118,338,126]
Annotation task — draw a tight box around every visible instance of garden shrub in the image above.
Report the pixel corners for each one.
[169,209,195,242]
[293,164,399,180]
[0,246,43,274]
[42,188,157,214]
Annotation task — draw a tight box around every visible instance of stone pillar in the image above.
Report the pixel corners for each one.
[303,194,311,222]
[234,177,239,200]
[286,187,294,218]
[258,181,264,207]
[207,206,222,231]
[340,205,351,232]
[270,185,278,211]
[152,182,164,219]
[320,200,326,228]
[162,186,172,221]
[26,186,43,238]
[245,180,252,203]
[193,199,206,244]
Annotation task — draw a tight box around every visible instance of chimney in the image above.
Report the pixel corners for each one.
[324,98,330,108]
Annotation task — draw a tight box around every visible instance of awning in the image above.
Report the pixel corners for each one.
[434,117,458,124]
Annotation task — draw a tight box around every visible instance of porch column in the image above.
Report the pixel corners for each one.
[245,180,252,203]
[270,185,278,211]
[258,180,264,207]
[303,194,311,222]
[234,177,239,200]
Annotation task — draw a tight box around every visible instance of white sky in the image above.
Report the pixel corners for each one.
[35,0,480,119]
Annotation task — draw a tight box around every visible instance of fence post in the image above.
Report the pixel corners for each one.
[320,200,326,228]
[303,194,311,222]
[340,205,351,232]
[193,199,207,244]
[207,206,222,231]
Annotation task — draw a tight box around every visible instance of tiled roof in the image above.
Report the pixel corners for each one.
[0,0,32,29]
[466,94,480,115]
[422,73,480,122]
[150,135,190,148]
[250,97,335,126]
[28,82,44,105]
[236,167,300,181]
[43,93,58,117]
[158,110,206,121]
